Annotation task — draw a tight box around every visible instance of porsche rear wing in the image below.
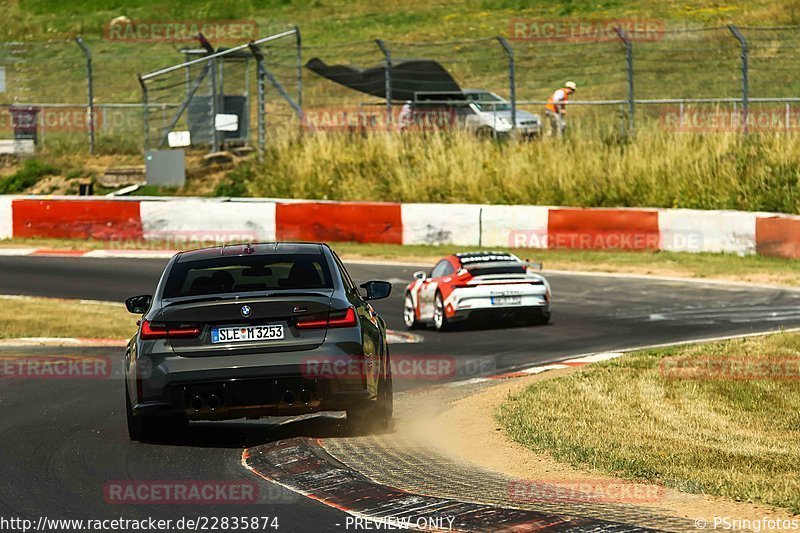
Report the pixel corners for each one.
[524,260,543,271]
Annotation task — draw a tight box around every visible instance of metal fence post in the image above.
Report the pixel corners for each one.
[728,25,749,134]
[294,26,303,109]
[375,39,392,127]
[614,27,634,135]
[210,57,220,152]
[497,36,516,136]
[75,36,95,154]
[138,75,149,150]
[248,43,266,161]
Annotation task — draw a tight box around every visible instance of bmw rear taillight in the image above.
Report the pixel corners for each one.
[140,320,201,340]
[296,307,357,329]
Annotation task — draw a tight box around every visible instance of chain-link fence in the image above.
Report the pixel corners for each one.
[0,37,195,153]
[3,23,800,157]
[138,28,300,156]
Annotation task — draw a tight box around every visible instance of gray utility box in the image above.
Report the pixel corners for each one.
[145,149,186,187]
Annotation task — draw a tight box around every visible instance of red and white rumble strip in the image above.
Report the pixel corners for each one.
[1,195,799,258]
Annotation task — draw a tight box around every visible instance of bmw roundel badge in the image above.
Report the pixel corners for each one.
[241,305,252,317]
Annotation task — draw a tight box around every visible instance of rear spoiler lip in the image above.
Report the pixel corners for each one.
[461,261,543,272]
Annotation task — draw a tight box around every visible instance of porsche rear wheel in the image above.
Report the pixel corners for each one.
[403,293,422,329]
[433,292,450,331]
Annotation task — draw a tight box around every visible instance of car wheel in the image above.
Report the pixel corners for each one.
[348,371,393,433]
[403,293,422,329]
[476,126,494,139]
[433,292,450,331]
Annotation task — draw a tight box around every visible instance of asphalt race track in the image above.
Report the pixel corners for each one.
[1,255,800,532]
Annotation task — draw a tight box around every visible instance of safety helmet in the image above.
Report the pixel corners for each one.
[565,81,577,90]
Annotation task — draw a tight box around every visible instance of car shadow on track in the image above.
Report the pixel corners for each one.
[431,319,552,333]
[138,414,394,448]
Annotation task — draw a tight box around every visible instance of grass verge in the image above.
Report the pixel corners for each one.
[0,295,137,339]
[3,238,800,287]
[496,332,800,513]
[0,159,58,194]
[215,128,800,214]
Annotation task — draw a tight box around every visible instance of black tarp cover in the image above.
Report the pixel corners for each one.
[305,58,462,102]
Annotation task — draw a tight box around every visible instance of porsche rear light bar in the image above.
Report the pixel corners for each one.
[296,307,357,329]
[140,320,201,340]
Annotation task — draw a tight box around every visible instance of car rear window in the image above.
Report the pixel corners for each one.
[163,254,333,298]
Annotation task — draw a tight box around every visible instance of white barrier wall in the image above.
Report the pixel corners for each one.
[401,203,482,246]
[0,196,14,239]
[658,209,757,255]
[480,205,550,248]
[6,193,798,259]
[139,200,277,242]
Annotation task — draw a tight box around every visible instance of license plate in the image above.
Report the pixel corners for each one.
[491,296,522,306]
[211,325,284,343]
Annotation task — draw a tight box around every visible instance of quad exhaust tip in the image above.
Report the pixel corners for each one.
[282,390,296,405]
[191,389,312,410]
[190,395,205,412]
[299,389,313,404]
[207,394,221,410]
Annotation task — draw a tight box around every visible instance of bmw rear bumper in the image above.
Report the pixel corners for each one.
[133,376,372,420]
[133,342,376,420]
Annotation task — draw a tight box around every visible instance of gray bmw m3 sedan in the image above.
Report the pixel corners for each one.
[123,242,393,441]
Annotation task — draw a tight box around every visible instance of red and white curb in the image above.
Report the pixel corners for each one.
[241,439,629,532]
[3,195,800,258]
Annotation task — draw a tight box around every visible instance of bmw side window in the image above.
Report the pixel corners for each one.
[442,262,455,276]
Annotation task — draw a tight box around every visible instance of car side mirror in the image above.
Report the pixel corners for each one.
[360,281,392,301]
[125,294,152,314]
[413,271,427,281]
